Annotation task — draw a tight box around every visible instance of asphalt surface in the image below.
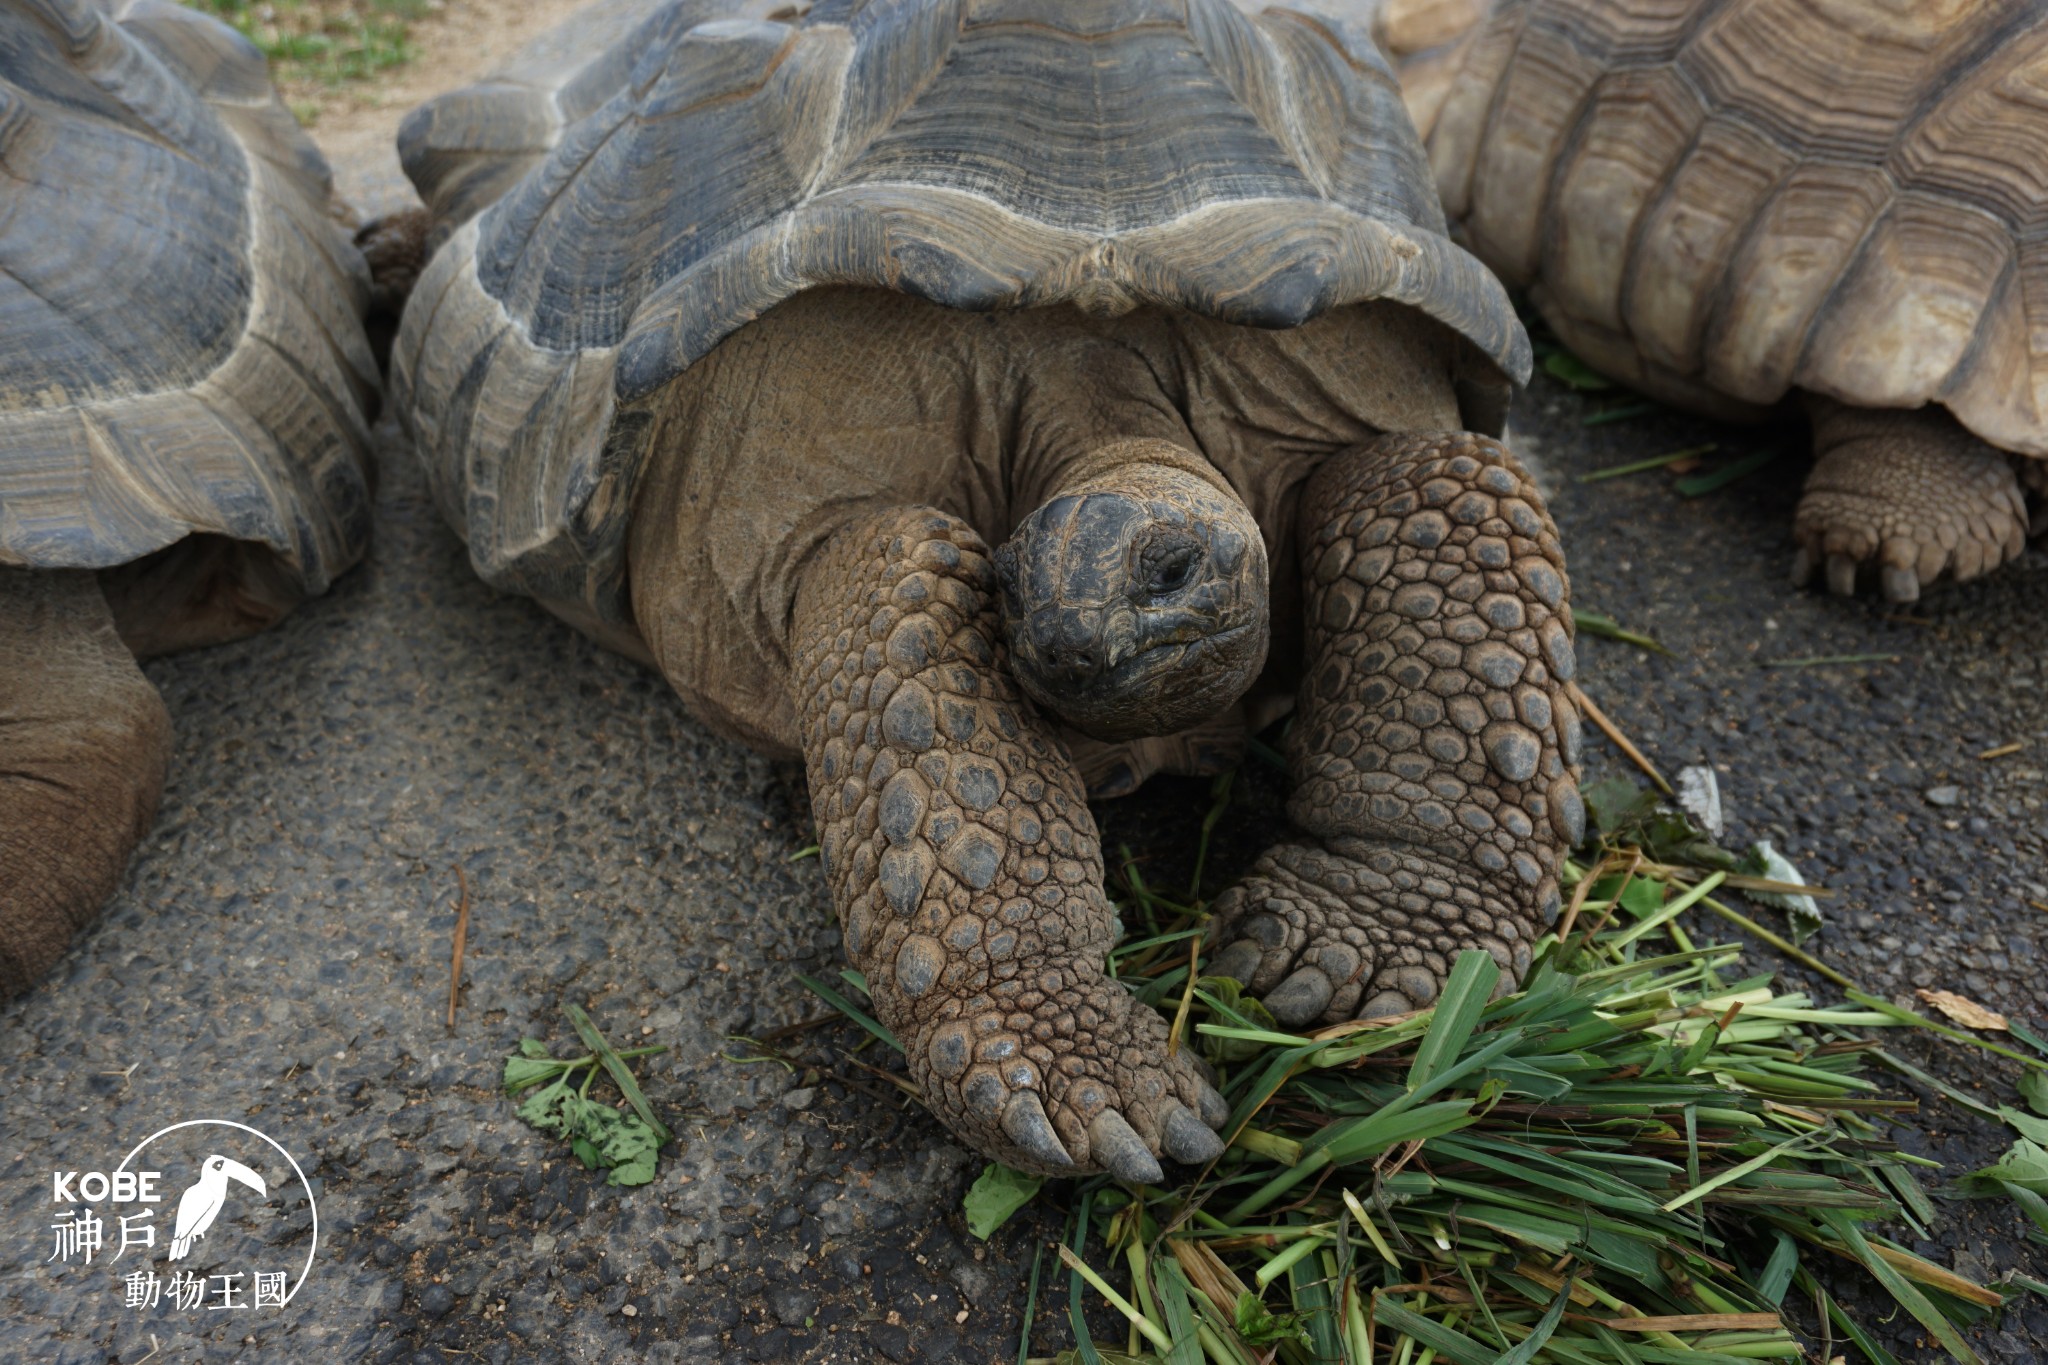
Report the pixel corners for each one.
[3,217,2045,1365]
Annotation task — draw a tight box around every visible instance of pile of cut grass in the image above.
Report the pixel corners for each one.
[805,772,2047,1364]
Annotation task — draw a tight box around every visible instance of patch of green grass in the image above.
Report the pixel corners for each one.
[194,0,424,90]
[805,776,2046,1364]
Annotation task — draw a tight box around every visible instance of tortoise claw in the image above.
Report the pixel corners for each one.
[1001,1091,1075,1170]
[1089,1109,1163,1185]
[1207,938,1264,985]
[1825,553,1858,597]
[1789,546,1814,587]
[1264,965,1335,1026]
[1197,1084,1231,1130]
[1880,563,1920,603]
[1160,1102,1225,1165]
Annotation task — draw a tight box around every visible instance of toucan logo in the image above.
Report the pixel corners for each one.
[167,1155,268,1260]
[45,1119,319,1315]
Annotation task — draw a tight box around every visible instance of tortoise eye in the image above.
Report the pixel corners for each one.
[1147,550,1196,597]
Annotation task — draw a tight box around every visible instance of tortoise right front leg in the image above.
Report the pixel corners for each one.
[0,569,172,996]
[792,507,1228,1179]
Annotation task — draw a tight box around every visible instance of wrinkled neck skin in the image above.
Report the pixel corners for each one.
[995,439,1269,742]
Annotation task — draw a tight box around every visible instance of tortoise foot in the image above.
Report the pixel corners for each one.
[1794,400,2030,603]
[1205,839,1533,1026]
[915,973,1229,1180]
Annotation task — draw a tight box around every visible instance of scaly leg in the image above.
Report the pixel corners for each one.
[1793,398,2029,603]
[1,570,172,996]
[792,508,1228,1178]
[1208,434,1581,1023]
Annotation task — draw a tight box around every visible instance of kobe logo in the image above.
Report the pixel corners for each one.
[167,1156,268,1260]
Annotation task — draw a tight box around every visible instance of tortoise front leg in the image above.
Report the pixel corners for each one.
[793,507,1228,1178]
[1209,434,1582,1023]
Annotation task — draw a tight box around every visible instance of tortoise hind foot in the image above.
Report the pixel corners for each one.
[1207,840,1534,1024]
[1210,432,1577,1026]
[353,206,436,317]
[0,570,171,998]
[1793,398,2029,603]
[788,506,1226,1179]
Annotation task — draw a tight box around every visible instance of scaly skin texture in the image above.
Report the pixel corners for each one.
[1208,433,1581,1024]
[0,570,172,997]
[1794,399,2032,603]
[793,508,1228,1178]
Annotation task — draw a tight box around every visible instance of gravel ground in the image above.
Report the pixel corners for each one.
[3,85,2045,1365]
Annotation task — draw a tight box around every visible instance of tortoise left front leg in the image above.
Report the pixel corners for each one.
[1209,433,1582,1023]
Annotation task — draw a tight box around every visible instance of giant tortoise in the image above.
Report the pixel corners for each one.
[1381,0,2048,602]
[0,0,378,995]
[385,0,1584,1179]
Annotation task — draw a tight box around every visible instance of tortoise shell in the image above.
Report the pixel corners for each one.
[0,0,378,595]
[1405,0,2048,457]
[391,0,1530,633]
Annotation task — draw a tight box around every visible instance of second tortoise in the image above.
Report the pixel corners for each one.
[1384,0,2048,602]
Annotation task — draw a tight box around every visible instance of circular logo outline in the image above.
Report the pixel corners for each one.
[115,1119,319,1305]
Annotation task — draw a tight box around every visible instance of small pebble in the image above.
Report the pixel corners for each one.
[1925,786,1961,808]
[782,1086,816,1111]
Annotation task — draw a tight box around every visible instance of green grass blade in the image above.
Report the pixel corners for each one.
[1818,1210,1980,1365]
[1370,1298,1499,1365]
[566,1003,673,1144]
[1407,950,1501,1089]
[1152,1256,1205,1365]
[1496,1279,1574,1365]
[796,972,903,1052]
[1067,1191,1103,1365]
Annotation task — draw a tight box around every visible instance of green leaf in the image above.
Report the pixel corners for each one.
[2021,1066,2048,1116]
[1676,445,1779,496]
[963,1163,1043,1240]
[1818,1209,1983,1365]
[1968,1138,2048,1195]
[503,1056,565,1093]
[1151,1259,1204,1365]
[1194,976,1282,1064]
[571,1136,602,1170]
[2002,1106,2048,1146]
[1232,1291,1310,1349]
[1370,1297,1499,1365]
[1582,778,1659,837]
[1496,1278,1574,1365]
[519,1038,553,1059]
[1572,609,1670,655]
[568,1003,673,1144]
[1756,1229,1799,1307]
[516,1081,579,1138]
[1543,349,1615,391]
[1067,1192,1102,1365]
[1407,951,1499,1089]
[797,972,903,1052]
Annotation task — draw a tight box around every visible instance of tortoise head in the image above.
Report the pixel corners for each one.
[994,441,1269,741]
